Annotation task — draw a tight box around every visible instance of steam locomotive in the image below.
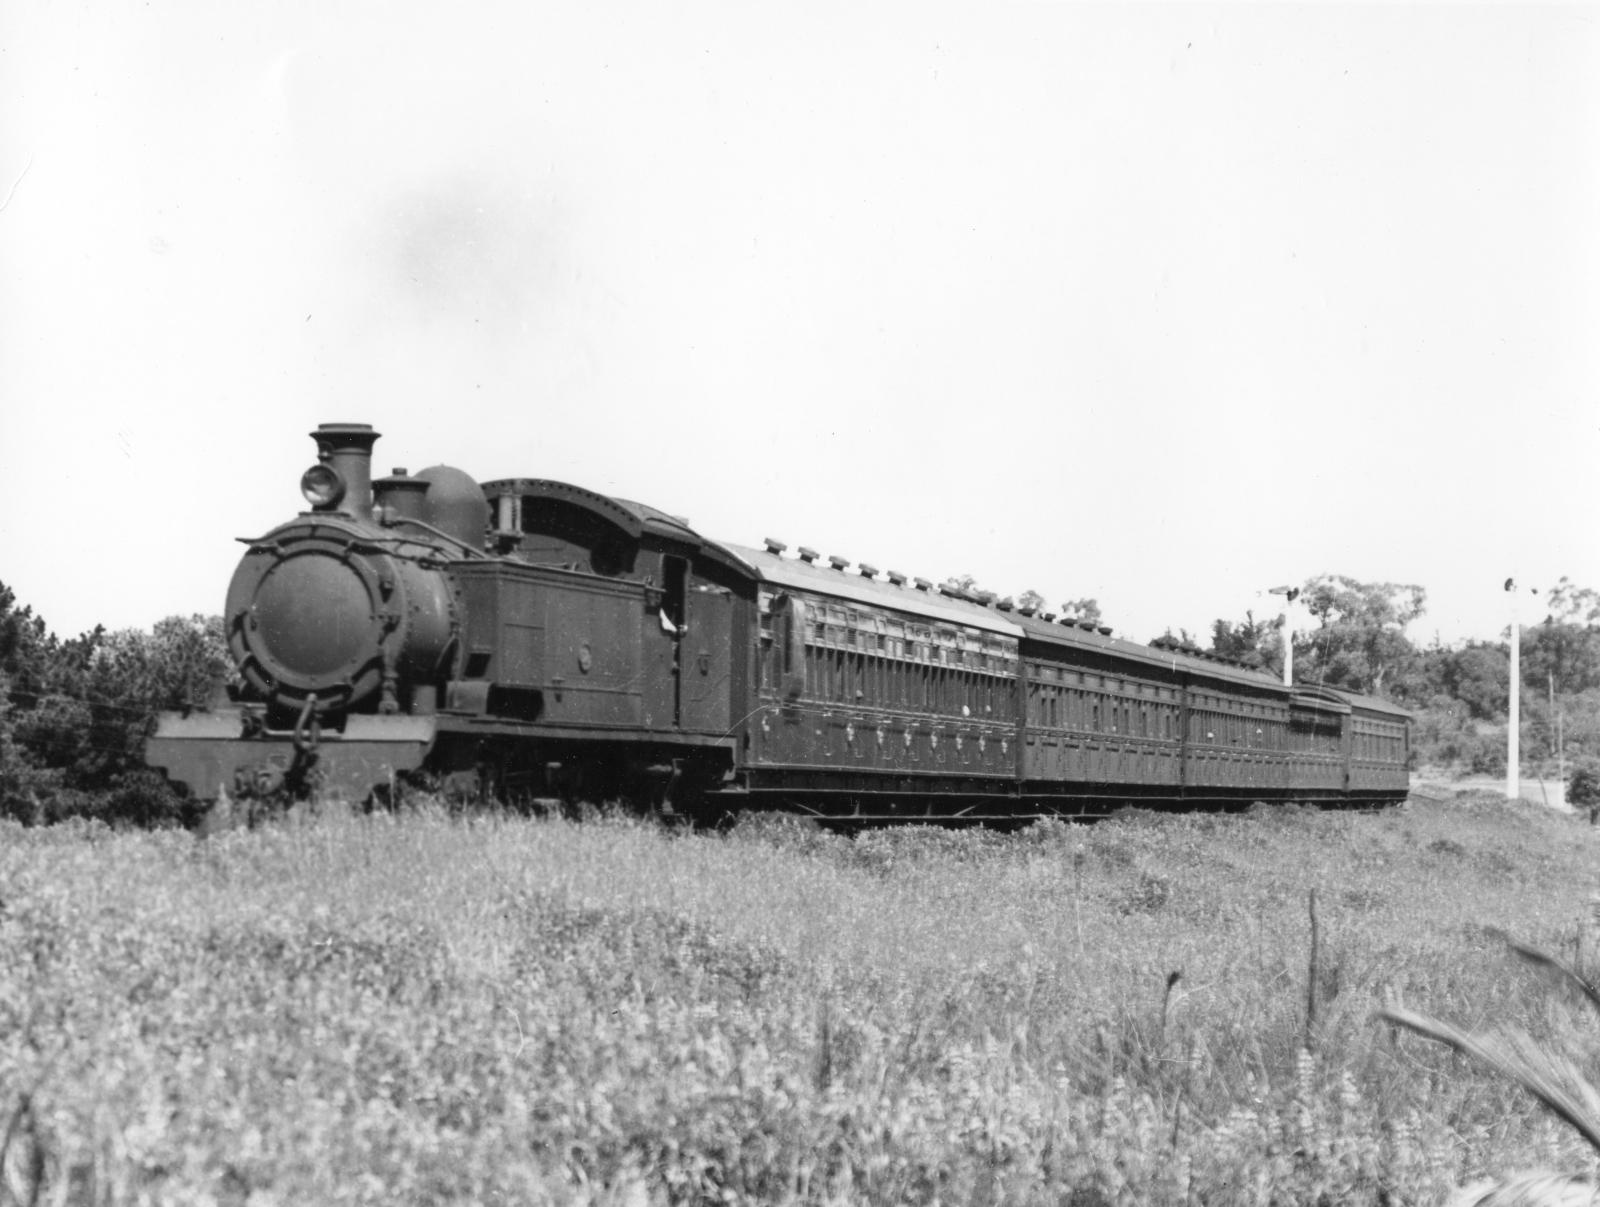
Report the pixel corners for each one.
[146,422,1411,821]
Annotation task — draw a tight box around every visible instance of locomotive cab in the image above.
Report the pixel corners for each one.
[450,479,747,741]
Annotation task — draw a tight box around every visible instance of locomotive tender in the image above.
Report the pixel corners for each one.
[147,423,1411,820]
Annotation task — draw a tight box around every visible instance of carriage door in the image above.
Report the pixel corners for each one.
[641,556,688,730]
[681,574,733,734]
[663,556,688,728]
[647,555,733,733]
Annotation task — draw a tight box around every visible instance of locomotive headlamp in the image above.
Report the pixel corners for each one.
[300,464,346,509]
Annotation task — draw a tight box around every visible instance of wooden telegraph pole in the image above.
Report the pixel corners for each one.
[1269,585,1301,688]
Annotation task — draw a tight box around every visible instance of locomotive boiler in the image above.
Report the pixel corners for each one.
[147,422,1411,820]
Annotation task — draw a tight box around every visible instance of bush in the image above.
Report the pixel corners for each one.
[1568,757,1600,813]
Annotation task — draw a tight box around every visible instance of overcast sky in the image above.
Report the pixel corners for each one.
[2,2,1595,650]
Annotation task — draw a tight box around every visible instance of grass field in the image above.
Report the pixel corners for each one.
[4,793,1600,1205]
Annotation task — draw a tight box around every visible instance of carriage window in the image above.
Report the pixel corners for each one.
[779,595,807,701]
[662,556,688,632]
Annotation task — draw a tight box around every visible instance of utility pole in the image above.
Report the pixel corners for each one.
[1269,585,1301,688]
[1552,671,1565,791]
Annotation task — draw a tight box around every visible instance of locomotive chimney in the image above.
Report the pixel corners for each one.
[305,423,380,522]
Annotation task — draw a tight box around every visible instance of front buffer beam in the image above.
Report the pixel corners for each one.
[146,710,437,804]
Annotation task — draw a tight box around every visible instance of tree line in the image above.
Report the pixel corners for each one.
[0,580,231,824]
